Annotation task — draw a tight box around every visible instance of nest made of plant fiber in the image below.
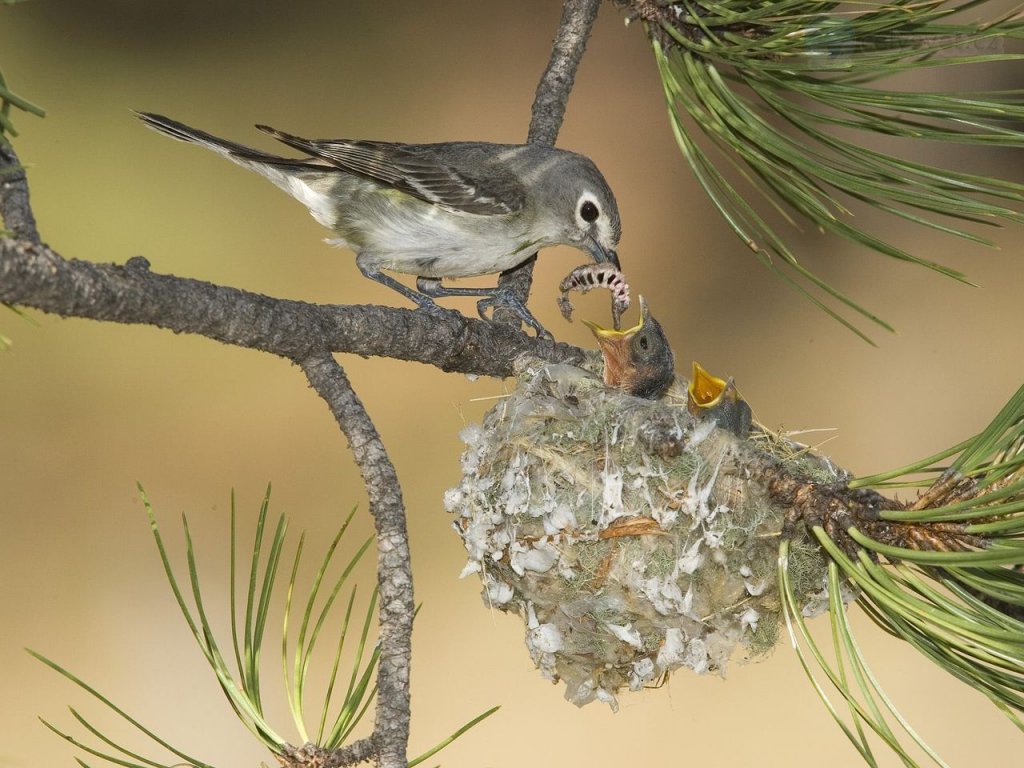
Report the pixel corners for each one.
[446,356,851,709]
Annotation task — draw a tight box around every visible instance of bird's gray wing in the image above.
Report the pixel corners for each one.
[256,125,526,216]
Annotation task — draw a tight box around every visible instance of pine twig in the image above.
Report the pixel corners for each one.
[298,355,411,768]
[495,0,603,327]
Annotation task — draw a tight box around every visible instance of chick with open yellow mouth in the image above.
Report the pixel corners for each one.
[583,295,675,400]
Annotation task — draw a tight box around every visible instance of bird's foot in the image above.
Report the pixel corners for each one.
[415,277,551,340]
[477,290,552,341]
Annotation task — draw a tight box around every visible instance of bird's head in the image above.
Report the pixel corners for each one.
[537,152,621,269]
[584,296,675,400]
[687,361,753,438]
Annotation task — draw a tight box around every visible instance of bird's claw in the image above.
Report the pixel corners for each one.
[477,293,552,340]
[414,296,460,319]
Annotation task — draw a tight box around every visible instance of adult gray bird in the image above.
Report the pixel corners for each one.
[135,112,621,335]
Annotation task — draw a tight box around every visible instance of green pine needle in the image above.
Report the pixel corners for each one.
[782,376,1024,765]
[280,505,375,746]
[34,488,495,768]
[29,652,214,768]
[408,706,501,768]
[314,588,359,742]
[0,303,40,351]
[0,65,45,142]
[643,1,1024,339]
[780,550,951,767]
[323,590,380,748]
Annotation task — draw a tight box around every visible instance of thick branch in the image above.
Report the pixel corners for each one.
[527,0,603,146]
[0,239,586,376]
[495,0,603,324]
[299,355,412,768]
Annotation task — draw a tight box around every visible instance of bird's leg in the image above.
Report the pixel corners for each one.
[356,262,454,317]
[416,277,552,340]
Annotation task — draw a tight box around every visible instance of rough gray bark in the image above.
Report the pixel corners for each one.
[0,144,39,242]
[299,355,411,768]
[0,240,585,377]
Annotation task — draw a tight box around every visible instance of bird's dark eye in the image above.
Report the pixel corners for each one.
[638,335,649,351]
[580,200,600,223]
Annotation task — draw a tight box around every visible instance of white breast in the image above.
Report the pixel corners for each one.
[336,198,537,278]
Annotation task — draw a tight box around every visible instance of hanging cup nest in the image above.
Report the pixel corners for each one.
[446,355,852,709]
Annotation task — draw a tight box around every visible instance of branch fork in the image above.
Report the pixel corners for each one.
[0,2,605,766]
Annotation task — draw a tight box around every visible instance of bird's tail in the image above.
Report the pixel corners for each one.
[135,111,341,230]
[134,111,319,170]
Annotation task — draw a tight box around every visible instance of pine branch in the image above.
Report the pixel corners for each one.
[297,356,411,768]
[494,0,603,327]
[0,238,586,376]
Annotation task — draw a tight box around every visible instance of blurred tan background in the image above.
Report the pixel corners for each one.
[2,2,1023,766]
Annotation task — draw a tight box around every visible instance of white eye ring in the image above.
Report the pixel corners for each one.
[576,192,601,226]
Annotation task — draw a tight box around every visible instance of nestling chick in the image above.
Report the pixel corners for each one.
[584,296,675,400]
[688,361,753,438]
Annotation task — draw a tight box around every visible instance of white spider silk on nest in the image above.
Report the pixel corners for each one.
[446,359,847,709]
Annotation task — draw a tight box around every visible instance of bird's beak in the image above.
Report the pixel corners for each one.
[687,361,753,437]
[585,235,620,270]
[583,296,649,389]
[688,361,729,409]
